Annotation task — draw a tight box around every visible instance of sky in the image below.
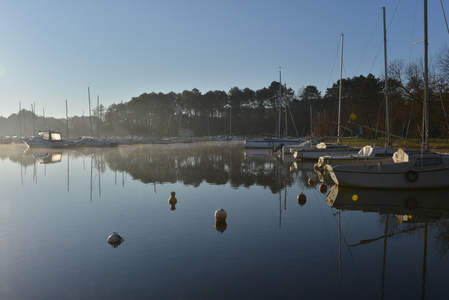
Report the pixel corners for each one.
[0,0,448,119]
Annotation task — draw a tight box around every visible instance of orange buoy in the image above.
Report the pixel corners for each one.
[319,183,327,193]
[214,207,227,222]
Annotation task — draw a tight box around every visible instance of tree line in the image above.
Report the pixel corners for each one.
[2,47,449,141]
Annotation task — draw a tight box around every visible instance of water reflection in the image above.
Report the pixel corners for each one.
[2,142,318,193]
[214,221,227,233]
[24,149,63,164]
[326,184,449,298]
[3,143,449,299]
[326,185,449,223]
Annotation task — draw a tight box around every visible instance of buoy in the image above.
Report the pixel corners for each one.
[168,191,177,211]
[308,177,317,187]
[297,193,307,206]
[319,183,327,193]
[107,232,124,248]
[214,207,227,222]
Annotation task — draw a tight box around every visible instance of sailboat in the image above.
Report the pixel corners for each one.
[316,9,396,169]
[326,1,449,189]
[316,145,396,168]
[244,68,306,149]
[291,34,360,160]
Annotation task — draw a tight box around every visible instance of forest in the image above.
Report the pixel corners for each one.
[2,49,449,142]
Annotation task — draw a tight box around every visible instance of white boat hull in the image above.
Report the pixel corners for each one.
[326,152,449,189]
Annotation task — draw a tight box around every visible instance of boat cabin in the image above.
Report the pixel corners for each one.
[36,130,63,141]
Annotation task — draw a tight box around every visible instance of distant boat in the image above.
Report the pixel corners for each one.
[25,129,73,148]
[72,136,118,147]
[244,137,307,149]
[244,68,305,149]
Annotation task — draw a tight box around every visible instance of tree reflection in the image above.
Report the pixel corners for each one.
[4,142,317,192]
[103,142,307,193]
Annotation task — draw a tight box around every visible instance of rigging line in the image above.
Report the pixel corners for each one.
[369,41,383,75]
[410,0,420,61]
[441,0,449,36]
[387,0,402,30]
[354,10,382,76]
[326,36,343,89]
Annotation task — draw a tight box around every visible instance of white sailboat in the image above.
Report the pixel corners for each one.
[326,148,449,189]
[325,1,449,189]
[316,11,394,168]
[316,145,396,168]
[291,34,360,160]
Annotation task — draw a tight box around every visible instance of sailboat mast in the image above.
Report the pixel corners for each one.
[337,34,343,145]
[278,67,282,138]
[97,95,100,138]
[383,7,391,146]
[66,99,69,139]
[19,102,21,138]
[88,87,93,137]
[424,0,429,151]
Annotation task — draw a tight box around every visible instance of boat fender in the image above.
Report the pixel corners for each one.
[405,170,419,182]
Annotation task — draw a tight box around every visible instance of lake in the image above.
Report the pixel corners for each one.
[1,141,449,300]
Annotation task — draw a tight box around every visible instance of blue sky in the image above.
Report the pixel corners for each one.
[0,0,448,118]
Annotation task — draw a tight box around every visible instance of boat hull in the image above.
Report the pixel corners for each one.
[326,161,449,189]
[293,148,360,160]
[26,141,73,148]
[244,138,305,149]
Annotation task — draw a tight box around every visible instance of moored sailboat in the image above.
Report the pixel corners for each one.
[326,148,449,189]
[291,34,360,160]
[326,1,446,190]
[316,145,396,168]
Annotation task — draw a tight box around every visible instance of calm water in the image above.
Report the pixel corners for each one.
[1,142,449,300]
